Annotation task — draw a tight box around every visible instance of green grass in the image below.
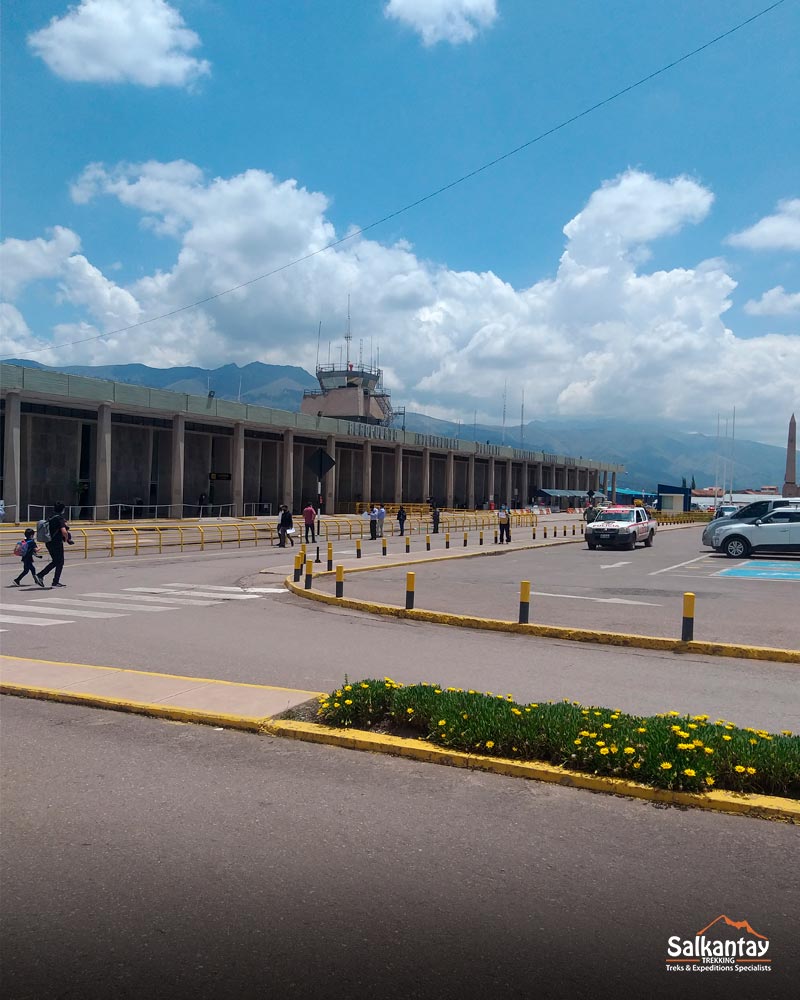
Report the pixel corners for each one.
[315,679,799,799]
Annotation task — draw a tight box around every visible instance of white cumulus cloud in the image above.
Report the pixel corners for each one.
[727,197,800,251]
[0,226,81,300]
[385,0,497,46]
[27,0,210,88]
[2,165,798,444]
[745,285,800,316]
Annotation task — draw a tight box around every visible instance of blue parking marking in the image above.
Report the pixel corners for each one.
[720,561,800,581]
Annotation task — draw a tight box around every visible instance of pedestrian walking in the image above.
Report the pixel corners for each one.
[369,506,378,540]
[302,502,317,544]
[397,505,407,536]
[431,506,440,534]
[498,504,511,543]
[38,502,73,588]
[13,528,43,586]
[377,505,386,537]
[277,505,295,547]
[197,492,208,517]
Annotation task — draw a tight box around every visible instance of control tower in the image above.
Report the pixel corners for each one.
[300,320,402,426]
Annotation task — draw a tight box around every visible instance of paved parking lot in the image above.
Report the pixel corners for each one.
[314,527,800,649]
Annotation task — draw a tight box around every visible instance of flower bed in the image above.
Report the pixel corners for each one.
[315,679,799,799]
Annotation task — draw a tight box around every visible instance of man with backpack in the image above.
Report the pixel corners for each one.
[13,528,43,586]
[37,501,73,588]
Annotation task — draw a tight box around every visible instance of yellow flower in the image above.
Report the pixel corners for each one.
[574,739,582,746]
[676,743,694,750]
[434,689,442,695]
[667,711,680,717]
[485,741,495,749]
[462,713,469,719]
[530,703,538,708]
[438,719,446,726]
[781,730,792,736]
[511,708,522,716]
[632,762,641,770]
[467,689,476,694]
[406,708,414,714]
[610,714,620,720]
[623,747,635,755]
[344,685,352,692]
[602,723,612,729]
[579,731,590,737]
[588,732,597,738]
[321,702,330,709]
[687,723,697,730]
[335,690,342,697]
[595,741,606,748]
[683,768,696,777]
[692,714,709,721]
[344,699,353,705]
[360,683,369,688]
[722,735,732,741]
[746,767,756,775]
[609,745,618,753]
[704,747,714,755]
[333,702,340,708]
[636,727,647,734]
[506,694,514,700]
[660,762,673,770]
[734,765,745,773]
[704,776,715,786]
[593,711,602,716]
[692,739,704,747]
[749,738,758,745]
[676,730,690,739]
[600,748,610,755]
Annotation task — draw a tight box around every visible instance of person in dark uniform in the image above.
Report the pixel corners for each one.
[38,502,73,588]
[431,506,440,534]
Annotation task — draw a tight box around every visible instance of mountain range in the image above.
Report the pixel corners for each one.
[3,359,793,492]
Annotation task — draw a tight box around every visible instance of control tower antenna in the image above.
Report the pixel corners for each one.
[359,338,364,367]
[315,321,322,369]
[344,295,352,367]
[501,379,507,446]
[520,387,525,449]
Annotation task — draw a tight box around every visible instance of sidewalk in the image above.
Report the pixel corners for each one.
[0,655,321,729]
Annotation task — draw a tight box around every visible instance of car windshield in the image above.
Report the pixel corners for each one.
[594,510,635,522]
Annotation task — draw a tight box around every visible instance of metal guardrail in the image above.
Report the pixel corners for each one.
[24,503,238,522]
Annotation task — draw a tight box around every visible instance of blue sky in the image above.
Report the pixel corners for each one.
[1,0,799,444]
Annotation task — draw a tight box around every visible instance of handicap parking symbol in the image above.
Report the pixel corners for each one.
[720,560,800,581]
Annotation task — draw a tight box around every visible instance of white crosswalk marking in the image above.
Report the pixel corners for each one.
[0,613,74,626]
[9,604,126,619]
[33,597,172,612]
[164,584,245,592]
[126,587,259,600]
[85,592,217,608]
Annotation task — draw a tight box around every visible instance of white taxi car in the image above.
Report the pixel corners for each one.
[585,506,656,550]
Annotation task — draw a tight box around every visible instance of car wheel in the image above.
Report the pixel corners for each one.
[626,534,637,550]
[587,542,597,550]
[644,531,654,547]
[724,536,750,559]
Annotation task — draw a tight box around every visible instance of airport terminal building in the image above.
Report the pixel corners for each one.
[1,363,623,521]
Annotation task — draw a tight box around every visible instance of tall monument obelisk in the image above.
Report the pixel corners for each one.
[783,413,798,497]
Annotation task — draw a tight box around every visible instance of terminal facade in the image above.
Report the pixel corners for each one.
[1,363,623,521]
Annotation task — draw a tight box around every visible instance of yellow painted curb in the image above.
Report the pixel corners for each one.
[284,578,800,663]
[1,682,270,732]
[262,719,800,822]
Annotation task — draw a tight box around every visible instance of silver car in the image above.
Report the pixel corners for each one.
[702,498,800,547]
[710,507,800,558]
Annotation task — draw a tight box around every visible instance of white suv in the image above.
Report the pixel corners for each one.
[702,498,800,548]
[710,507,800,558]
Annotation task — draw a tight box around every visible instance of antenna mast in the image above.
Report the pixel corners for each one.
[501,380,507,446]
[345,295,352,367]
[316,321,322,370]
[520,388,525,449]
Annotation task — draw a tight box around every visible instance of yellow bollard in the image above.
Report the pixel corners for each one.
[445,532,450,550]
[463,531,468,547]
[405,535,410,553]
[327,542,333,572]
[681,592,696,642]
[356,539,362,559]
[479,530,484,546]
[293,553,302,583]
[518,580,531,624]
[335,564,344,598]
[304,559,313,590]
[405,571,415,610]
[382,537,387,557]
[426,533,431,551]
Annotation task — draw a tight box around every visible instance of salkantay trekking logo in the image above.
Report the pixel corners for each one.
[666,914,771,973]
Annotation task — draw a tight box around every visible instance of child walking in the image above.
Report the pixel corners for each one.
[14,528,43,586]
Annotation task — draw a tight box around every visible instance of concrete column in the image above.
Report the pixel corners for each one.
[94,404,112,517]
[394,445,403,505]
[611,471,617,503]
[505,459,513,506]
[488,457,495,502]
[421,448,431,502]
[282,429,294,509]
[521,462,529,506]
[602,470,608,496]
[467,455,476,510]
[325,435,337,514]
[3,391,21,523]
[170,414,185,517]
[445,452,455,508]
[232,422,245,517]
[362,441,372,505]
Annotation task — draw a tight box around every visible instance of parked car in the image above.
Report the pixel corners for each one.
[709,507,800,558]
[713,504,741,519]
[585,505,656,550]
[702,499,800,548]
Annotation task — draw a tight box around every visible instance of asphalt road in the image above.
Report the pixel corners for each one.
[2,698,798,1000]
[314,527,800,649]
[1,544,798,732]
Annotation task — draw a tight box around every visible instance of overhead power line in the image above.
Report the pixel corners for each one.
[21,0,789,356]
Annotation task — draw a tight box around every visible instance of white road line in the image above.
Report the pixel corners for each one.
[649,555,713,576]
[86,592,218,607]
[600,561,631,569]
[534,592,662,606]
[4,604,126,619]
[0,613,74,626]
[35,597,175,612]
[245,588,288,594]
[126,587,258,600]
[163,583,246,592]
